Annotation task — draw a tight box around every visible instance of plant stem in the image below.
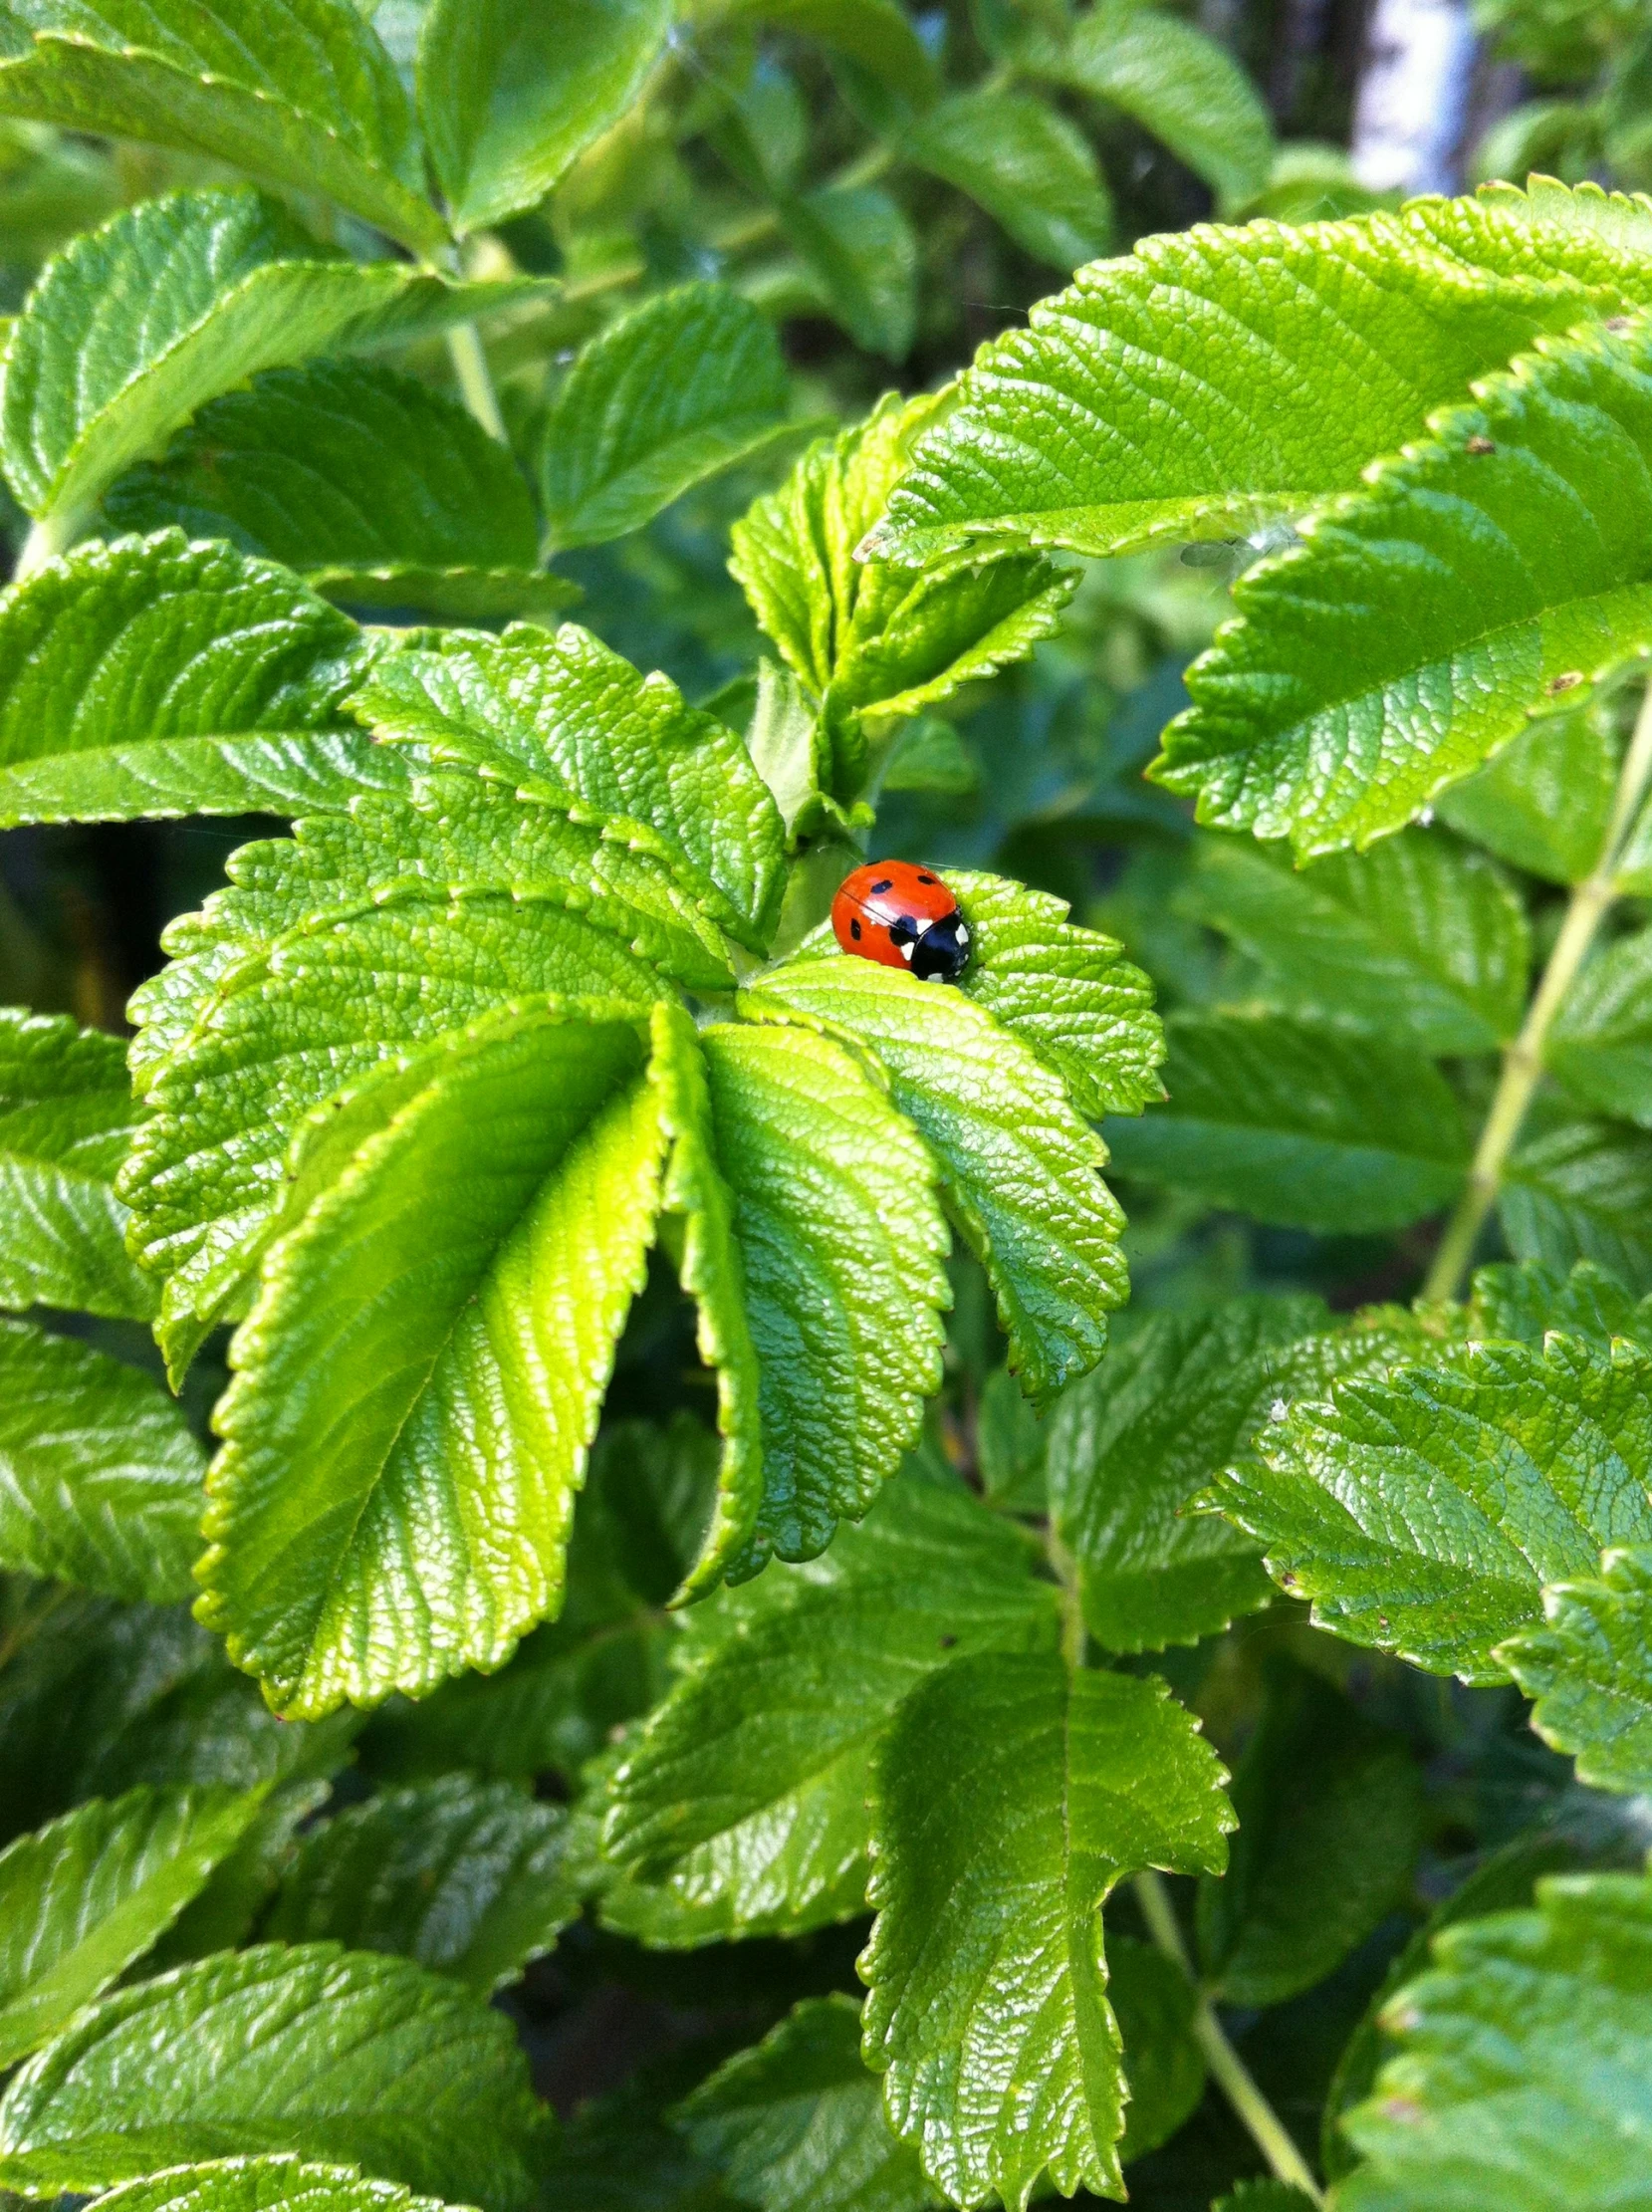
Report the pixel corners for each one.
[444,320,508,442]
[14,504,87,580]
[1421,673,1652,1304]
[1133,1871,1325,2206]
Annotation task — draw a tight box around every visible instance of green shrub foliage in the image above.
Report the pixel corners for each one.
[0,5,1650,2211]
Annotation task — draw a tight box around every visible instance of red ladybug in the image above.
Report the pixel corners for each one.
[831,860,972,983]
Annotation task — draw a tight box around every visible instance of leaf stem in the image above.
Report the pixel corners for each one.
[1133,1870,1325,2206]
[1422,672,1652,1304]
[444,320,508,443]
[13,504,88,581]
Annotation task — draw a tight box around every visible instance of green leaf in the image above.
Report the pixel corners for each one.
[1338,1871,1652,2211]
[105,363,574,625]
[0,1594,356,1847]
[867,179,1652,567]
[0,0,443,253]
[1546,927,1652,1125]
[1101,1013,1469,1232]
[0,533,395,830]
[1050,2,1273,213]
[1499,1546,1652,1794]
[730,398,1073,801]
[947,870,1164,1120]
[697,1020,948,1578]
[353,623,787,947]
[1502,1111,1652,1293]
[677,1994,934,2212]
[0,1784,262,2070]
[779,184,916,363]
[0,1317,204,1600]
[1196,1659,1422,2008]
[417,0,672,234]
[1435,698,1621,885]
[860,1653,1233,2210]
[200,1007,666,1716]
[731,0,935,94]
[908,89,1111,269]
[1207,1333,1652,1681]
[1,187,535,522]
[121,773,728,1368]
[152,1780,330,1970]
[79,2158,464,2212]
[1322,1832,1595,2182]
[1466,1255,1652,1349]
[650,1007,765,1598]
[542,283,798,551]
[601,1475,1059,1941]
[1106,1936,1204,2164]
[1181,829,1530,1054]
[266,1775,587,1991]
[1152,316,1652,857]
[1212,2189,1317,2211]
[0,1007,152,1320]
[0,1942,542,2209]
[745,955,1126,1403]
[1046,1295,1331,1652]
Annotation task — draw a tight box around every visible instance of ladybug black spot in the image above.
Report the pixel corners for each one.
[869,878,893,894]
[849,917,862,940]
[917,872,936,884]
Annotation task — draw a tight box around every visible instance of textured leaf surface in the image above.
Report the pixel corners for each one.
[1466,1255,1652,1349]
[0,1784,260,2070]
[0,1317,203,1600]
[698,1021,948,1577]
[1047,1296,1327,1652]
[908,89,1111,270]
[0,533,390,830]
[418,0,671,231]
[121,770,726,1365]
[0,1595,355,1849]
[649,1007,765,1598]
[1500,1545,1652,1794]
[1209,1334,1652,1680]
[0,0,441,251]
[732,397,1071,799]
[860,1654,1233,2210]
[1053,2,1273,211]
[601,1477,1058,1941]
[1182,830,1530,1054]
[1101,1014,1468,1231]
[543,283,796,550]
[267,1775,585,1991]
[1154,316,1652,856]
[1339,1872,1652,2212]
[869,180,1652,566]
[1105,1937,1203,2163]
[1436,699,1621,885]
[83,2158,461,2212]
[747,957,1125,1403]
[201,1009,664,1715]
[1502,1112,1652,1293]
[1546,926,1652,1126]
[0,1942,540,2208]
[1,187,530,519]
[947,871,1163,1119]
[106,363,570,624]
[0,1008,152,1318]
[354,623,786,946]
[1196,1660,1422,2007]
[678,1994,933,2212]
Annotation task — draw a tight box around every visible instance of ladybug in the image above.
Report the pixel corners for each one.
[831,860,972,983]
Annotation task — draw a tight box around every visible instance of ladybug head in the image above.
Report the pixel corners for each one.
[909,910,971,983]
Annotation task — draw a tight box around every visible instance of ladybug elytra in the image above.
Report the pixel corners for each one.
[831,860,972,983]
